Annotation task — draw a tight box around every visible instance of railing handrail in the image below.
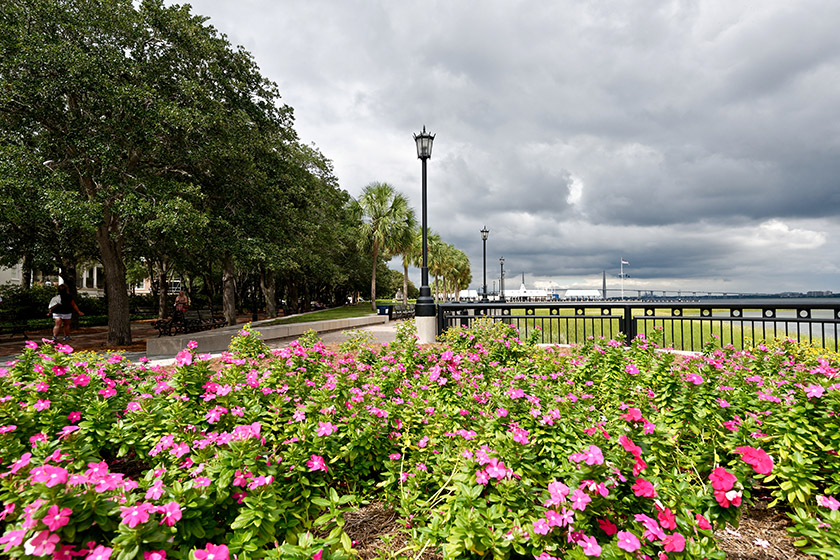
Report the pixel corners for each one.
[436,299,840,351]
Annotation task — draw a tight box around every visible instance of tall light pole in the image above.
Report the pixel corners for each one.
[414,126,436,342]
[499,256,505,302]
[480,226,489,302]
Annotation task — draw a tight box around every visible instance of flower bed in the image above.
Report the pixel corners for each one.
[0,321,838,559]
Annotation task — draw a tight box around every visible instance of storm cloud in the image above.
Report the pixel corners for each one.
[173,0,840,294]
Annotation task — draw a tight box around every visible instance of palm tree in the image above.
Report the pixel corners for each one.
[355,182,416,312]
[394,225,420,306]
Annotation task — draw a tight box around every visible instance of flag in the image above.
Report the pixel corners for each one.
[621,259,630,265]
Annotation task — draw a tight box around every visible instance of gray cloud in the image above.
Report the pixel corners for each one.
[172,0,840,293]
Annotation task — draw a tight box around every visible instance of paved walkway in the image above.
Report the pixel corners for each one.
[0,316,399,366]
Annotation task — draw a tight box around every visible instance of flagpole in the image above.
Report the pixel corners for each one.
[620,258,624,300]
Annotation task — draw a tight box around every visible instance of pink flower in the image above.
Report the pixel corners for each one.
[663,532,686,552]
[578,534,602,557]
[67,411,81,422]
[621,408,643,421]
[312,550,323,560]
[544,480,569,506]
[635,513,666,541]
[417,436,429,448]
[158,502,182,526]
[597,518,617,536]
[2,452,31,478]
[657,507,677,530]
[316,422,338,437]
[734,446,774,475]
[804,384,825,398]
[193,477,211,487]
[714,488,742,508]
[625,363,639,375]
[0,528,26,552]
[30,465,68,487]
[618,435,642,457]
[43,504,72,531]
[532,518,551,535]
[24,530,59,556]
[708,467,737,492]
[631,477,657,498]
[616,530,641,552]
[584,445,604,465]
[510,425,530,445]
[570,488,591,511]
[695,513,713,530]
[817,495,840,510]
[146,480,164,500]
[307,455,328,473]
[120,503,154,528]
[194,543,229,560]
[174,349,193,366]
[144,551,167,560]
[88,546,113,560]
[33,399,51,411]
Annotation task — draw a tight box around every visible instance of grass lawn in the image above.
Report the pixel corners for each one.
[260,302,377,326]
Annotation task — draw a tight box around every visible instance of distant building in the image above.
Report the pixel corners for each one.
[564,289,602,300]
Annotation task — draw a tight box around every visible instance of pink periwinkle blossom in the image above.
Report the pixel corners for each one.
[42,504,73,531]
[578,534,602,557]
[631,477,657,498]
[30,465,68,487]
[88,545,114,560]
[663,532,686,552]
[24,530,60,556]
[804,384,826,399]
[120,502,155,528]
[616,530,641,552]
[734,446,774,474]
[158,502,182,526]
[708,467,737,492]
[307,454,328,473]
[817,495,840,510]
[194,543,229,560]
[317,422,338,436]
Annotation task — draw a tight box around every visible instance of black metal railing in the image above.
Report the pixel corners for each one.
[436,299,840,352]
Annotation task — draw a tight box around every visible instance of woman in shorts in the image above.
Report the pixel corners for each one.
[47,284,84,341]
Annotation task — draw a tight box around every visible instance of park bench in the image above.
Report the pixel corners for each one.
[392,304,415,320]
[0,320,29,340]
[152,309,227,337]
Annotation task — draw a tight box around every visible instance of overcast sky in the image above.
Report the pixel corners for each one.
[172,0,839,295]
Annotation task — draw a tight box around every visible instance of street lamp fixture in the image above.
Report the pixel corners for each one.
[499,256,505,302]
[480,226,489,302]
[414,127,436,326]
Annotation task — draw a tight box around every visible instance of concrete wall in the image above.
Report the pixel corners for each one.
[146,314,388,357]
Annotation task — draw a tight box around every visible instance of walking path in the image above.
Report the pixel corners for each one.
[0,314,399,366]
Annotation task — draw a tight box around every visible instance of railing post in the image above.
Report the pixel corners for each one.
[623,305,636,345]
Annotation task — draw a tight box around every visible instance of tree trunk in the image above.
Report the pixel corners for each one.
[95,215,132,345]
[22,253,33,290]
[155,259,170,319]
[261,268,277,318]
[370,241,379,312]
[222,254,237,326]
[402,261,409,306]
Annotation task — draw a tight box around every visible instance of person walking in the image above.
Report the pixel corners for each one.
[47,284,84,341]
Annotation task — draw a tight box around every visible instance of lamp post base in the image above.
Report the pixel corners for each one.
[415,315,437,344]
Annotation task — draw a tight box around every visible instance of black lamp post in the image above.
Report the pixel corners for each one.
[414,126,435,318]
[480,226,489,302]
[499,256,505,302]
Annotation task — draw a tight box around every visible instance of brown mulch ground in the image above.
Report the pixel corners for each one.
[342,501,813,559]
